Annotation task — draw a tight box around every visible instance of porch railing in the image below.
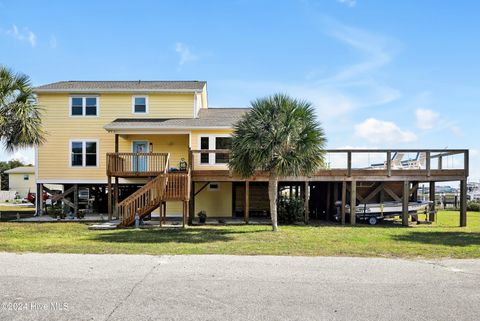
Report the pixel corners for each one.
[190,149,469,177]
[107,152,170,176]
[165,169,191,201]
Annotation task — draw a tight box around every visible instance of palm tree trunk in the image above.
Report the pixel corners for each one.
[268,174,279,231]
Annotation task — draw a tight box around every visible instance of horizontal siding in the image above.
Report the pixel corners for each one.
[121,134,189,169]
[194,182,232,217]
[37,93,194,181]
[190,129,233,171]
[8,174,36,197]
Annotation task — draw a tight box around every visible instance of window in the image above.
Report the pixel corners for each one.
[199,136,232,165]
[70,97,98,116]
[71,141,98,167]
[215,137,232,164]
[71,98,83,116]
[200,137,209,164]
[23,174,29,181]
[71,142,83,166]
[208,183,220,191]
[133,96,148,113]
[85,142,97,166]
[85,98,97,115]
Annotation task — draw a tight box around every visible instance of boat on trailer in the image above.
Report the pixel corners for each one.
[335,200,432,225]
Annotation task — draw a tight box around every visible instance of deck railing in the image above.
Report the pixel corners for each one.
[190,149,469,177]
[324,149,469,177]
[107,152,170,177]
[165,169,191,201]
[117,173,167,226]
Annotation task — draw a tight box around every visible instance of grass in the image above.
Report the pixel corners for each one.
[0,211,479,258]
[0,205,35,212]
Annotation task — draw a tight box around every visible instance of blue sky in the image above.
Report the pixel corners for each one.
[0,0,478,180]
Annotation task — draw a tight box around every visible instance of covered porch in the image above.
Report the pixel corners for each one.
[105,132,192,227]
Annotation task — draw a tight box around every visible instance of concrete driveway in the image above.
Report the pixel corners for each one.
[0,253,479,321]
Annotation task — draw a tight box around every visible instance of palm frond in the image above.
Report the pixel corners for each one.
[0,65,44,152]
[229,93,327,178]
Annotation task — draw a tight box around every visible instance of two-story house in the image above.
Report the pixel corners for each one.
[34,81,254,226]
[33,80,469,227]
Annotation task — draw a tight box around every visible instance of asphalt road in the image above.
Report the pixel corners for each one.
[0,253,479,321]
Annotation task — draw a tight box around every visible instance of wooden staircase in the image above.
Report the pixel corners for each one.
[113,150,192,227]
[117,173,168,226]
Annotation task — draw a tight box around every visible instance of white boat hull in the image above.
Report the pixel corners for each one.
[348,201,431,216]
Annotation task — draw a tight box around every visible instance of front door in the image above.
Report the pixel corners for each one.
[133,141,149,172]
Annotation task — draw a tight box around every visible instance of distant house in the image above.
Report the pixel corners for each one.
[5,166,35,197]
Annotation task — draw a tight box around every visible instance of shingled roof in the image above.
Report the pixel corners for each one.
[104,108,250,131]
[33,80,206,93]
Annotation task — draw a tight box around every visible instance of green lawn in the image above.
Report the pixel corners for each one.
[0,211,479,258]
[0,205,35,212]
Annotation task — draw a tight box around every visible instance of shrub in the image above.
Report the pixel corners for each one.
[277,196,305,224]
[197,210,207,223]
[467,201,480,212]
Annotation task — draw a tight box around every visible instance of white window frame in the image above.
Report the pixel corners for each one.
[132,96,149,114]
[70,96,99,117]
[198,134,231,166]
[69,139,99,168]
[24,174,29,181]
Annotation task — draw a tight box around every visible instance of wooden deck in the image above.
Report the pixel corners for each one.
[189,148,469,183]
[108,149,469,183]
[106,148,469,227]
[191,169,467,182]
[107,152,169,177]
[107,152,190,226]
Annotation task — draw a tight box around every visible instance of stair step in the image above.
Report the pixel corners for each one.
[88,221,120,230]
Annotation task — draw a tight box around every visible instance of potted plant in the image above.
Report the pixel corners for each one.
[198,210,207,224]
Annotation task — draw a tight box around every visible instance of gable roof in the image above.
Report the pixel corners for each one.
[104,108,250,131]
[5,166,35,174]
[33,81,206,93]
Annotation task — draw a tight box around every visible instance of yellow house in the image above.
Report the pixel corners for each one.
[33,80,469,227]
[33,81,251,225]
[5,166,36,197]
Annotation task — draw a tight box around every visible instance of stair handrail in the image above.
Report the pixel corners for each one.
[117,153,170,226]
[118,175,167,226]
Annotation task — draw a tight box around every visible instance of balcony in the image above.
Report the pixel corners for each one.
[106,152,170,177]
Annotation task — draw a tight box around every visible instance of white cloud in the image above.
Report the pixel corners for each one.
[338,0,356,7]
[412,104,461,135]
[212,22,401,125]
[10,150,34,165]
[0,148,35,165]
[354,118,417,144]
[415,108,440,129]
[27,31,36,47]
[321,22,397,83]
[175,42,198,66]
[4,24,37,47]
[210,19,402,146]
[49,36,57,49]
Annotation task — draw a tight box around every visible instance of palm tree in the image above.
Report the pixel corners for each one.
[0,66,44,151]
[229,93,327,231]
